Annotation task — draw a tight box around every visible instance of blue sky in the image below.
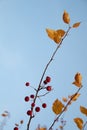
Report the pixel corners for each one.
[0,0,87,130]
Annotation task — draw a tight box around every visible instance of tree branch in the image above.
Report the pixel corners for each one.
[27,26,71,130]
[48,86,82,130]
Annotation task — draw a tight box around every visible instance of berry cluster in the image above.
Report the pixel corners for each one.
[43,76,52,91]
[13,76,52,129]
[24,76,52,117]
[43,76,51,85]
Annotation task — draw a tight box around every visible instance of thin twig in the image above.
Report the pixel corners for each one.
[37,92,50,97]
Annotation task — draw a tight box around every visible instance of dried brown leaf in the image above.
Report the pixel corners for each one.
[73,22,81,28]
[46,28,65,44]
[74,117,83,130]
[72,73,82,87]
[72,93,80,101]
[63,10,70,24]
[52,99,64,115]
[80,106,87,116]
[62,97,68,102]
[40,128,47,130]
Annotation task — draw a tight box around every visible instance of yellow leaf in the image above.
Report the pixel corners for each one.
[75,73,82,84]
[46,29,65,44]
[62,97,68,102]
[72,81,82,87]
[72,73,82,87]
[54,29,65,43]
[52,99,64,115]
[73,22,81,28]
[71,93,80,101]
[63,10,70,24]
[46,28,56,40]
[74,117,83,130]
[56,29,65,37]
[40,128,46,130]
[54,33,61,43]
[80,106,87,116]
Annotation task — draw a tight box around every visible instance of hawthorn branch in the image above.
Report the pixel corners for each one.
[27,26,71,130]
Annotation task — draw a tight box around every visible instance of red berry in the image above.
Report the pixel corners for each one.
[24,96,29,102]
[27,110,32,116]
[46,86,52,91]
[46,76,51,82]
[30,94,34,98]
[35,107,40,112]
[43,80,48,85]
[14,127,19,130]
[31,102,35,107]
[25,82,30,86]
[42,103,47,108]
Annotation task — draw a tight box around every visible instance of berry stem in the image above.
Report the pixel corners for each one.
[37,92,50,97]
[27,26,71,130]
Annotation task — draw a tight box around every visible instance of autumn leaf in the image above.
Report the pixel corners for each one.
[75,73,82,83]
[46,29,65,44]
[72,73,82,87]
[46,28,56,40]
[59,125,63,130]
[52,99,64,115]
[80,106,87,116]
[63,10,70,24]
[62,97,68,102]
[40,128,46,130]
[73,22,81,28]
[54,29,65,43]
[72,81,82,87]
[1,113,7,117]
[71,93,80,101]
[56,29,65,37]
[20,120,24,124]
[74,117,83,130]
[53,32,61,43]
